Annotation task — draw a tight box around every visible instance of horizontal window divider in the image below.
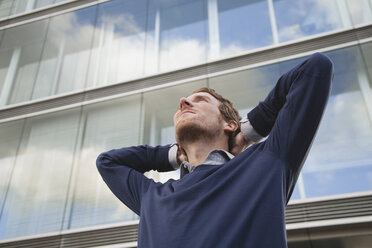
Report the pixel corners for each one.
[288,190,372,205]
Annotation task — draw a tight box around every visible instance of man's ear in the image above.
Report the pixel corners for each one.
[223,120,238,134]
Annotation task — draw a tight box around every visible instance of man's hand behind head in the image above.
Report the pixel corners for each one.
[177,146,188,165]
[230,132,251,156]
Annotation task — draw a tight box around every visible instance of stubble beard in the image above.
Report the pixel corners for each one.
[175,120,220,147]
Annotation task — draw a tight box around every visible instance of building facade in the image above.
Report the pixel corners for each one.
[0,0,372,247]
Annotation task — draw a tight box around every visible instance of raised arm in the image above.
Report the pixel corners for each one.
[96,145,175,215]
[247,53,333,180]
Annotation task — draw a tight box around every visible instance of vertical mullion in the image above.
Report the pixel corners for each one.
[155,9,161,72]
[337,0,353,28]
[25,0,36,12]
[267,0,279,44]
[363,0,372,23]
[0,47,21,106]
[357,65,372,125]
[0,119,26,231]
[207,0,220,60]
[51,39,65,95]
[62,107,87,230]
[297,172,307,199]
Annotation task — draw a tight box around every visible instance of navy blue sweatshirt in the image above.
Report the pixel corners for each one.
[97,53,334,248]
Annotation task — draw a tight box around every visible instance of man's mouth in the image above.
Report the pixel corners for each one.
[180,110,194,116]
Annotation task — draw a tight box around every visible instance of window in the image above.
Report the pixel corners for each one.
[0,120,23,222]
[32,6,97,99]
[86,0,148,88]
[273,0,344,42]
[216,0,273,58]
[300,47,372,197]
[0,109,80,239]
[346,0,372,26]
[66,95,142,229]
[0,20,48,106]
[146,0,208,73]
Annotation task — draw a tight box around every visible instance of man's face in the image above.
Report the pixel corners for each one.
[173,92,226,144]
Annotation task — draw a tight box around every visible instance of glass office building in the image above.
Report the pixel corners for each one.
[0,0,372,247]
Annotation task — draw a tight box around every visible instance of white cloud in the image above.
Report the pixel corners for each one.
[277,0,343,41]
[304,90,372,172]
[159,38,206,71]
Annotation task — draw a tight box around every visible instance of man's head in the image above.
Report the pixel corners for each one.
[173,87,241,150]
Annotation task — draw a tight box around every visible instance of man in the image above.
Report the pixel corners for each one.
[97,53,333,247]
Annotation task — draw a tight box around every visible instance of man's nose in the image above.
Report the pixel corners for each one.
[179,97,193,109]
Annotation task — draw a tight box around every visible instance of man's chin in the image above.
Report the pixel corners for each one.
[175,123,212,145]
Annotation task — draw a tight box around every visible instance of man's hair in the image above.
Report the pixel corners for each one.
[193,87,241,144]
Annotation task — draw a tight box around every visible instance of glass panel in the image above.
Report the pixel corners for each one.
[0,30,7,98]
[301,47,372,198]
[32,6,96,100]
[0,47,11,104]
[0,109,80,239]
[11,0,28,15]
[86,0,147,88]
[0,0,70,18]
[290,185,301,200]
[35,0,56,9]
[142,80,207,182]
[0,19,49,106]
[0,120,23,217]
[208,64,280,114]
[361,42,372,88]
[146,0,208,74]
[66,95,142,229]
[346,0,372,26]
[217,0,273,58]
[273,0,344,43]
[0,0,13,19]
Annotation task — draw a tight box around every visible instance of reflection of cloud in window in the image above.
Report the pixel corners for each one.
[159,38,206,71]
[304,0,340,29]
[312,171,335,182]
[278,25,305,42]
[92,13,146,83]
[3,145,133,231]
[72,147,133,220]
[1,146,74,237]
[49,13,95,45]
[44,12,146,86]
[277,0,341,41]
[346,0,372,25]
[219,43,254,58]
[304,91,372,172]
[102,14,144,35]
[0,110,136,234]
[50,11,208,84]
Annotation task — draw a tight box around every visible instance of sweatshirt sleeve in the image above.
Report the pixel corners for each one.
[96,145,175,215]
[247,53,333,177]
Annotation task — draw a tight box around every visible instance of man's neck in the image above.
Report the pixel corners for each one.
[182,137,229,166]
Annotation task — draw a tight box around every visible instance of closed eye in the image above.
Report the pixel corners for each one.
[193,95,210,103]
